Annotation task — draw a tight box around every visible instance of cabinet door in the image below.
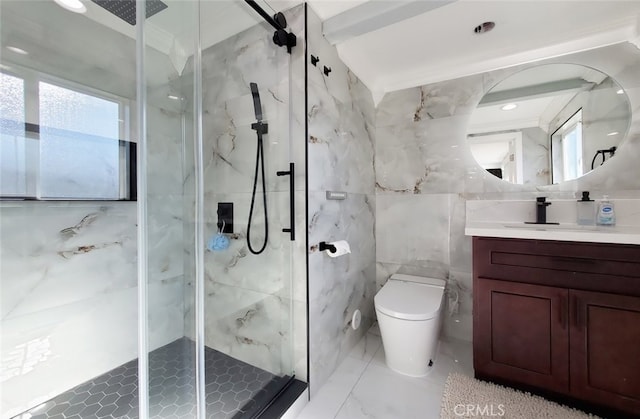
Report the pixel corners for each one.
[570,289,640,414]
[474,277,569,393]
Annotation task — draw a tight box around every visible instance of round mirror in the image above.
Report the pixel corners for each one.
[467,64,632,185]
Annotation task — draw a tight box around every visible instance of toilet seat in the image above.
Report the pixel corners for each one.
[375,280,444,321]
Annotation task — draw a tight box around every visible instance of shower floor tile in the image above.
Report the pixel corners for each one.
[13,338,281,419]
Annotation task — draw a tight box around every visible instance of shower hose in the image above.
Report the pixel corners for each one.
[247,83,268,254]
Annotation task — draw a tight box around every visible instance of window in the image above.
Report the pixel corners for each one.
[0,68,135,200]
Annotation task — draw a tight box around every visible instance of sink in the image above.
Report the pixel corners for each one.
[502,223,599,232]
[465,221,640,245]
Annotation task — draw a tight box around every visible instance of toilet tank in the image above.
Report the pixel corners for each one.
[389,273,445,288]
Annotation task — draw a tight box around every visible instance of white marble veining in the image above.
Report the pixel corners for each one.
[307,192,376,393]
[308,81,375,195]
[1,92,186,418]
[443,270,474,343]
[306,5,377,396]
[376,194,451,267]
[185,3,308,381]
[1,204,136,319]
[202,281,291,375]
[0,201,184,417]
[375,117,470,194]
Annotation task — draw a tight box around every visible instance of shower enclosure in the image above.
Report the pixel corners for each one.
[0,1,307,418]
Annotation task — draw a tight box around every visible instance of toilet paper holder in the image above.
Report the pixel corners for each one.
[319,241,336,253]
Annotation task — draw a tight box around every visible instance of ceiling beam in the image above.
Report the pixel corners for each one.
[478,79,594,107]
[323,0,457,45]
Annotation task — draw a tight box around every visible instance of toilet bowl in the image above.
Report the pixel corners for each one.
[374,274,445,377]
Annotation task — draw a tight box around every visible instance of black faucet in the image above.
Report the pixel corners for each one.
[525,197,559,225]
[535,197,551,223]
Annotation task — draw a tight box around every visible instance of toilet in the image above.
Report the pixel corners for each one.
[374,274,445,377]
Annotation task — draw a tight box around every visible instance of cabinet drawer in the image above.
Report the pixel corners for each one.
[473,237,640,296]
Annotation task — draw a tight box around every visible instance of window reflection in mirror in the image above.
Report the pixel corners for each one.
[467,63,631,186]
[551,109,583,183]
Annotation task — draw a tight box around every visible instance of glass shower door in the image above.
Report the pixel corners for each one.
[141,0,199,418]
[141,1,301,418]
[197,1,297,416]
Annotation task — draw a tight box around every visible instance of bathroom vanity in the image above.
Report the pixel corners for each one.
[460,37,640,415]
[471,234,640,416]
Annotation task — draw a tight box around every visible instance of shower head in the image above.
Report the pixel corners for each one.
[250,82,263,122]
[90,0,168,26]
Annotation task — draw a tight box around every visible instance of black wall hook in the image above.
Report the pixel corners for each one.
[323,66,332,76]
[319,241,336,253]
[311,55,320,66]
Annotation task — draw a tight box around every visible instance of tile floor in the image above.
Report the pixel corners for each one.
[296,325,473,419]
[13,338,284,419]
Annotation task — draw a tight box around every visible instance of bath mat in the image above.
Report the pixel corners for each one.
[440,372,600,418]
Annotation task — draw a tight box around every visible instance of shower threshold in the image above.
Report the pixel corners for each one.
[12,338,304,419]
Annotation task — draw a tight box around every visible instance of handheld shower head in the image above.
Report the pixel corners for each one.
[250,82,263,122]
[247,82,268,254]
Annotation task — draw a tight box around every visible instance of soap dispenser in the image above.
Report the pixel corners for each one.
[597,195,616,226]
[577,191,595,226]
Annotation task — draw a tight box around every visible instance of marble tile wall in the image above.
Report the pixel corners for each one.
[0,202,138,418]
[374,42,640,343]
[0,100,186,418]
[306,6,377,396]
[181,4,308,381]
[1,75,185,419]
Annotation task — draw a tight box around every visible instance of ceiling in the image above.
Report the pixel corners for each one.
[314,0,640,100]
[4,0,640,102]
[154,0,640,101]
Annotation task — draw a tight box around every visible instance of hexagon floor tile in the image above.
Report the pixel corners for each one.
[12,338,282,419]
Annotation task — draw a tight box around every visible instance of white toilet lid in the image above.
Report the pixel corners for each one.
[375,280,444,321]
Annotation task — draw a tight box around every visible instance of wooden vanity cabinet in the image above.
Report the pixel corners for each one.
[570,290,640,414]
[475,278,570,393]
[473,237,640,416]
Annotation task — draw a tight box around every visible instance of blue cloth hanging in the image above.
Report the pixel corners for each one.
[207,221,230,251]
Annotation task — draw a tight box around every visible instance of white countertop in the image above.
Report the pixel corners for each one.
[465,222,640,245]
